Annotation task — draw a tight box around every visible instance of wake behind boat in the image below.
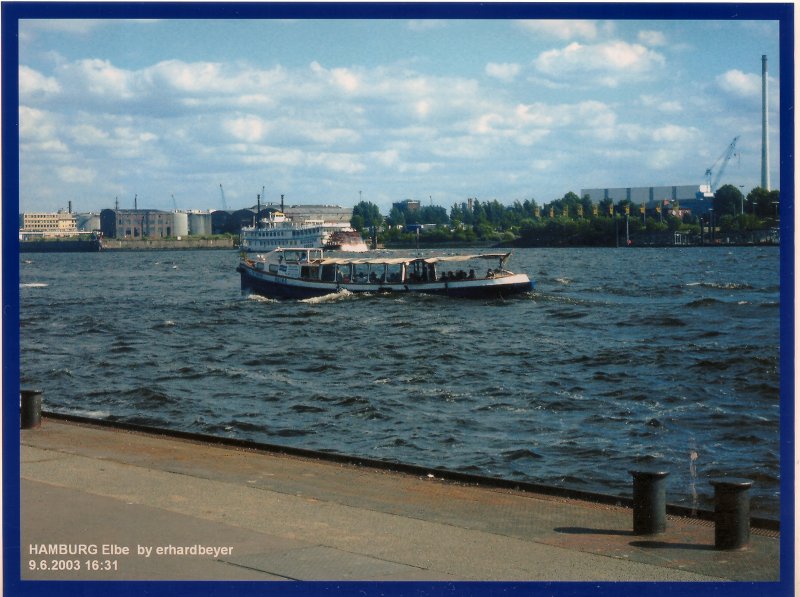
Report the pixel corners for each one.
[236,248,533,300]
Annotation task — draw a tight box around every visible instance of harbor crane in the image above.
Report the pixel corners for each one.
[704,136,740,194]
[219,184,228,210]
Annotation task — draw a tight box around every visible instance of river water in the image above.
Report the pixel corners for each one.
[18,246,782,518]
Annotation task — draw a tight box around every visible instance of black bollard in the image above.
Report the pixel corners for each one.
[711,478,753,550]
[629,470,669,535]
[20,389,43,429]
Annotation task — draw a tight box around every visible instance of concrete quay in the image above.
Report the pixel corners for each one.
[19,416,780,583]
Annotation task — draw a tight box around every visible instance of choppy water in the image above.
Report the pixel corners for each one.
[18,247,782,518]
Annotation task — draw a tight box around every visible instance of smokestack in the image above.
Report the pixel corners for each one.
[761,55,770,191]
[68,201,72,214]
[135,194,138,210]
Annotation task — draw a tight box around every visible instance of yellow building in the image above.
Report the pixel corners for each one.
[21,211,78,236]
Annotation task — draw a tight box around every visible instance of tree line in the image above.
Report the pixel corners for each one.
[350,185,780,246]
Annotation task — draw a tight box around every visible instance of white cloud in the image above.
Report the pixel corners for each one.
[16,23,776,214]
[534,41,665,87]
[415,100,432,118]
[651,124,698,144]
[308,152,366,175]
[485,62,521,83]
[57,166,96,184]
[225,115,270,143]
[331,67,361,93]
[638,30,667,47]
[530,159,553,171]
[19,106,60,144]
[67,124,110,146]
[62,58,136,99]
[639,94,683,113]
[19,66,61,97]
[467,100,617,149]
[716,69,761,99]
[516,20,604,41]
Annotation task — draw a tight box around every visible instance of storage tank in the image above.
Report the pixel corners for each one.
[188,212,212,236]
[172,211,189,237]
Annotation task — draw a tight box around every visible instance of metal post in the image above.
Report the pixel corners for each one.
[20,389,43,429]
[711,478,753,550]
[629,470,669,534]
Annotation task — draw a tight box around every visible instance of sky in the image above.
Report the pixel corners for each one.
[16,10,782,215]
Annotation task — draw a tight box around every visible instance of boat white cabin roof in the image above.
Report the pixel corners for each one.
[250,247,512,267]
[319,253,511,266]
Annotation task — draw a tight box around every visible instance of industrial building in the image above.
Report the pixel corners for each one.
[21,211,78,235]
[99,209,214,239]
[19,208,102,238]
[580,185,713,215]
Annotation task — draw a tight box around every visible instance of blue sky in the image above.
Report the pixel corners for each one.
[17,11,782,214]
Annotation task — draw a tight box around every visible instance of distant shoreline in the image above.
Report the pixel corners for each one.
[101,238,236,251]
[19,236,779,253]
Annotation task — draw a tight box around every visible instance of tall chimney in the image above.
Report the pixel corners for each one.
[761,55,770,191]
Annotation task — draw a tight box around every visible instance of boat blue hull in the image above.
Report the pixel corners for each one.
[238,264,533,300]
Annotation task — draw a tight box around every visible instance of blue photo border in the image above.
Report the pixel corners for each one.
[2,2,794,596]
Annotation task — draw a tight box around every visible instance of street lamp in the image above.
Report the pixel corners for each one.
[738,185,745,215]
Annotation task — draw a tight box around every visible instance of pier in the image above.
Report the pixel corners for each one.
[19,416,779,582]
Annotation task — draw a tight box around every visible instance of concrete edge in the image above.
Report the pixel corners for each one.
[36,411,779,532]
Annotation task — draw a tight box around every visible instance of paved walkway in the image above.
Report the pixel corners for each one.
[19,417,779,582]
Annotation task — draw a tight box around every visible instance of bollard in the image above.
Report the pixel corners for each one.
[629,470,669,535]
[20,389,43,429]
[711,478,753,550]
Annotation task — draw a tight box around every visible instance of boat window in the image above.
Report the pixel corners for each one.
[351,263,372,283]
[301,265,319,279]
[320,264,337,282]
[407,260,436,283]
[385,263,403,284]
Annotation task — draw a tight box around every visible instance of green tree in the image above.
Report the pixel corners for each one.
[713,184,744,218]
[386,206,406,227]
[351,201,383,230]
[747,187,780,219]
[418,205,449,226]
[598,198,614,217]
[350,214,365,231]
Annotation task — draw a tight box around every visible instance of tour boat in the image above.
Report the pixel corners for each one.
[239,212,326,252]
[236,248,533,300]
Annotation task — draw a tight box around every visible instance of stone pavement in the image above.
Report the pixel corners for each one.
[18,417,779,582]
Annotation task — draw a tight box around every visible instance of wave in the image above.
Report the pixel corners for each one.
[687,281,755,290]
[686,297,725,308]
[153,320,177,329]
[247,294,278,303]
[290,404,327,413]
[502,448,544,461]
[301,289,354,304]
[20,282,48,288]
